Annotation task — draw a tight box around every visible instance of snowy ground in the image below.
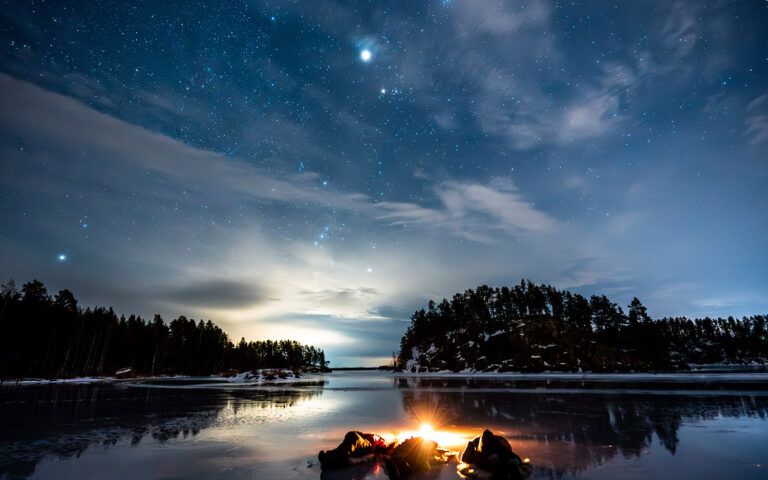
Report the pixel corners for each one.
[7,365,767,388]
[393,368,768,382]
[2,369,322,387]
[6,376,119,386]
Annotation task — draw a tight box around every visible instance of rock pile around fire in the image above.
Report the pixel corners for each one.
[384,437,453,480]
[459,429,532,480]
[318,428,530,480]
[318,431,395,469]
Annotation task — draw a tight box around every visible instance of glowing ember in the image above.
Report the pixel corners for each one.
[389,424,470,449]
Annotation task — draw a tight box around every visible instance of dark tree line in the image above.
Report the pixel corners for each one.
[398,280,768,372]
[0,279,327,379]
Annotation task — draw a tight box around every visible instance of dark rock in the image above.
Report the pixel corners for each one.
[384,436,450,480]
[460,429,531,480]
[318,431,394,470]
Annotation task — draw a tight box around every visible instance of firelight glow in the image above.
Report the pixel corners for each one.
[391,423,470,449]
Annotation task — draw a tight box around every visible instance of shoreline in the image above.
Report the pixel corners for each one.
[391,370,768,381]
[0,368,324,387]
[5,363,767,387]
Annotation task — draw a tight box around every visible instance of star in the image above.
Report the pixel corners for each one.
[58,254,67,261]
[360,49,372,62]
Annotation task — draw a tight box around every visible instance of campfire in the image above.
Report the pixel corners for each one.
[318,427,532,480]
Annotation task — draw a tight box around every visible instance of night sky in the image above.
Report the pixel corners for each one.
[1,1,767,366]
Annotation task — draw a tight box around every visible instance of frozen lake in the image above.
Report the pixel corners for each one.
[1,371,767,479]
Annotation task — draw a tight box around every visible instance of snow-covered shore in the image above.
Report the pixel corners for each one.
[7,366,768,388]
[4,376,118,386]
[395,370,768,380]
[392,367,768,382]
[2,369,322,387]
[129,370,325,389]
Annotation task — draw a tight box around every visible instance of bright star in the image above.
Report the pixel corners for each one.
[57,254,67,261]
[360,49,372,62]
[381,88,386,94]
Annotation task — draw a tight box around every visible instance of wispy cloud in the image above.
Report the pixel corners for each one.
[449,0,551,35]
[1,73,562,249]
[499,90,622,149]
[436,180,556,234]
[0,73,370,210]
[377,179,556,241]
[745,93,768,145]
[433,0,622,150]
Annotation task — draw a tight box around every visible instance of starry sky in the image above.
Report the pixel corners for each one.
[1,0,767,366]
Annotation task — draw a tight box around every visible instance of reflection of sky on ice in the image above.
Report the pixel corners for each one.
[2,371,767,479]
